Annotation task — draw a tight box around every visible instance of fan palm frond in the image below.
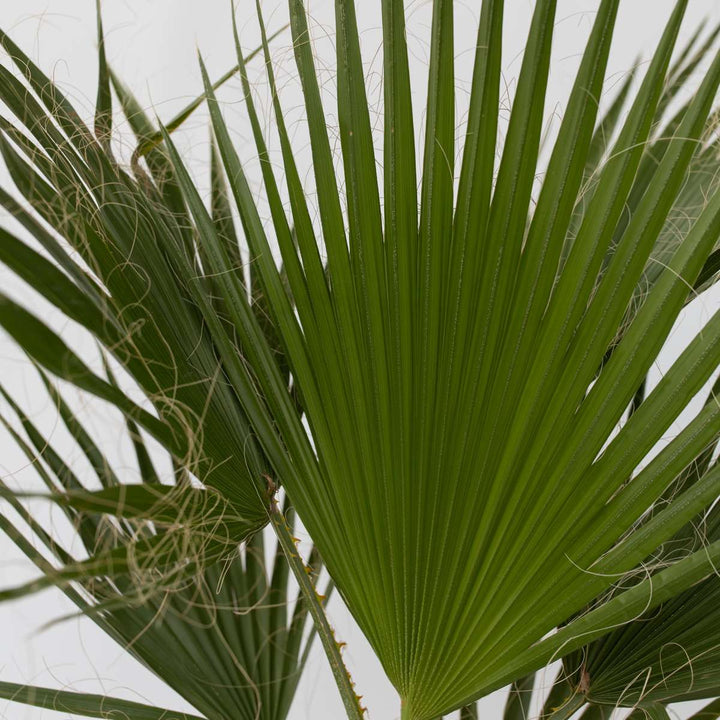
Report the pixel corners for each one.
[3,1,720,718]
[0,364,324,720]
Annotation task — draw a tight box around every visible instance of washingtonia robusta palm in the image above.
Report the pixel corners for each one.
[0,365,325,720]
[2,0,720,719]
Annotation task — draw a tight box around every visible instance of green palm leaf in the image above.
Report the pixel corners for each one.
[0,13,323,716]
[0,20,305,539]
[0,368,324,720]
[0,681,204,720]
[561,380,720,708]
[3,1,720,718]
[198,1,720,715]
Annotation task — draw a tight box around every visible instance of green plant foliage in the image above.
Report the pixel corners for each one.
[0,680,205,720]
[502,674,536,720]
[561,378,720,708]
[2,0,720,719]
[0,17,326,717]
[0,19,312,541]
[201,1,720,715]
[0,365,325,720]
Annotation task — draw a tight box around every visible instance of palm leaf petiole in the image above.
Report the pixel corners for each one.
[266,477,365,719]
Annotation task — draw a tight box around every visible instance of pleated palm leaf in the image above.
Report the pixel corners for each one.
[461,25,720,719]
[187,1,720,715]
[0,14,323,718]
[557,378,720,713]
[4,1,720,719]
[0,366,324,720]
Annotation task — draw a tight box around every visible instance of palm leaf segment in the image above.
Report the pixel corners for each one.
[3,1,720,719]
[0,366,325,720]
[0,13,322,717]
[561,378,720,709]
[218,1,720,715]
[0,16,312,541]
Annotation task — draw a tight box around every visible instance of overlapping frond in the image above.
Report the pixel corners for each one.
[0,21,312,540]
[560,378,720,709]
[200,1,720,716]
[2,1,720,719]
[200,2,720,716]
[0,367,323,720]
[0,20,324,717]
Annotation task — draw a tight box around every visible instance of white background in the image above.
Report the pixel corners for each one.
[2,1,720,718]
